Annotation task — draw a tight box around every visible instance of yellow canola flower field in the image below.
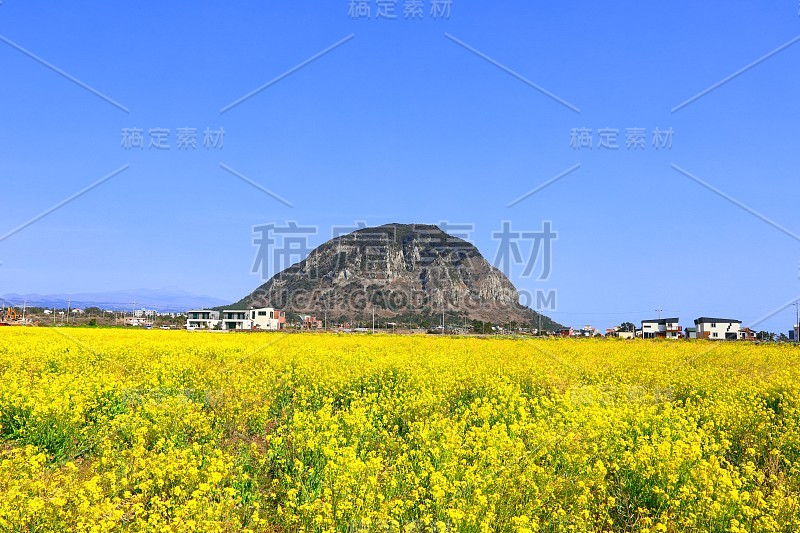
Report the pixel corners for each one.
[1,329,799,532]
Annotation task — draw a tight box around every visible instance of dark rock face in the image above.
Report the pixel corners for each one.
[233,223,559,326]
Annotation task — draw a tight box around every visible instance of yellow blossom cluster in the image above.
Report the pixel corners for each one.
[1,328,799,532]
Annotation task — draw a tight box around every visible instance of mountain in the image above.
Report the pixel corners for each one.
[232,223,564,330]
[1,288,229,312]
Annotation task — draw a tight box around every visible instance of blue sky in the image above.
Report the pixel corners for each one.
[1,1,799,332]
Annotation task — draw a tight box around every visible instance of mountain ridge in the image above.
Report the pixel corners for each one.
[2,288,229,312]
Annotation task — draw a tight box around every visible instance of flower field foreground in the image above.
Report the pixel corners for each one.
[1,329,799,532]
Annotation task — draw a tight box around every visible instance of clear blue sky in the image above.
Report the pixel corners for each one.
[1,1,799,332]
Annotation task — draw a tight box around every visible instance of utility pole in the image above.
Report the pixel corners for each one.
[21,299,26,323]
[372,306,375,333]
[794,300,800,344]
[52,307,56,326]
[655,307,662,320]
[67,299,71,325]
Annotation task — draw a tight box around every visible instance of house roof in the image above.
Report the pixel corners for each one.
[693,317,742,324]
[641,317,679,324]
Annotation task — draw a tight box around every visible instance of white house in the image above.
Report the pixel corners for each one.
[249,307,286,330]
[222,309,253,331]
[694,317,741,340]
[186,310,221,330]
[221,310,252,331]
[125,317,152,327]
[607,327,635,339]
[641,318,681,339]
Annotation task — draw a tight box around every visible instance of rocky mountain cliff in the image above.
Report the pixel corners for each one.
[232,223,563,329]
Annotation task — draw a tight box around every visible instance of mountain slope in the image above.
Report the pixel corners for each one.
[233,223,563,329]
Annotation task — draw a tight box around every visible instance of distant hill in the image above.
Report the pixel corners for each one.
[2,288,229,312]
[232,223,564,330]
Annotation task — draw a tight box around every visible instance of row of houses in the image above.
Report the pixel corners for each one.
[186,308,286,331]
[558,325,600,337]
[184,309,766,340]
[634,317,754,340]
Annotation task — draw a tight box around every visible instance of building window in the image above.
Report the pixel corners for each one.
[712,332,718,338]
[711,323,716,327]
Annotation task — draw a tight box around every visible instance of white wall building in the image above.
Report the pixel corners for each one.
[186,308,286,331]
[694,317,741,340]
[125,317,153,327]
[249,307,286,330]
[221,310,252,331]
[186,310,221,330]
[641,318,681,339]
